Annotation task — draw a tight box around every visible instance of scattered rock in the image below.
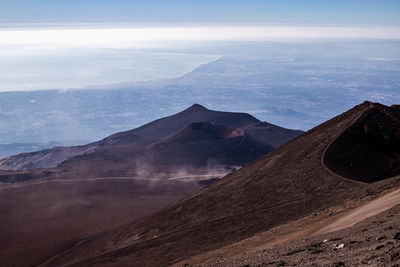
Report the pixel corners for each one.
[376,244,385,250]
[375,236,386,241]
[335,262,346,267]
[332,243,345,250]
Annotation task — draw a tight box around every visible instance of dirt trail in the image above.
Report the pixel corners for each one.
[0,173,227,191]
[315,187,400,235]
[178,187,400,266]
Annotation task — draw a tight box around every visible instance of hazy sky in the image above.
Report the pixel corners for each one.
[1,0,400,26]
[1,1,400,92]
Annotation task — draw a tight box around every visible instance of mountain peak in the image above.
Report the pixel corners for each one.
[359,100,388,110]
[357,101,400,116]
[186,103,208,111]
[361,100,374,106]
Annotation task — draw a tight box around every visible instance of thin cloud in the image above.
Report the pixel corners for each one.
[0,26,399,49]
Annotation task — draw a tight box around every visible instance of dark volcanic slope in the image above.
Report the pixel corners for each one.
[324,104,400,183]
[0,105,302,266]
[135,122,274,169]
[41,101,399,267]
[0,104,302,171]
[56,121,274,177]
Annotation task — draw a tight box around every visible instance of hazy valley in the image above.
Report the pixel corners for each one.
[1,101,400,266]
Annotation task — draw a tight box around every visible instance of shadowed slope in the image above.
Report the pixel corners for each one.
[324,104,400,183]
[55,122,274,178]
[41,101,397,267]
[97,104,259,148]
[145,122,274,168]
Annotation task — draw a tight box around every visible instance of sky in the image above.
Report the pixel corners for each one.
[1,0,400,26]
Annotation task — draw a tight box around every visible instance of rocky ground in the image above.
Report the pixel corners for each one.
[209,205,400,266]
[35,102,400,267]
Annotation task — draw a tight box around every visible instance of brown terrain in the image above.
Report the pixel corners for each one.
[0,104,301,172]
[324,104,400,183]
[181,182,400,266]
[209,202,400,266]
[26,101,400,267]
[0,104,302,266]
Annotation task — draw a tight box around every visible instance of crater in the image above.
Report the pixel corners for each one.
[187,122,243,138]
[323,105,400,183]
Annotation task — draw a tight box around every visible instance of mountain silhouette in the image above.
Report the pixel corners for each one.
[0,104,302,177]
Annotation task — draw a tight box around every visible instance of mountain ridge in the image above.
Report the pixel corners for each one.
[42,101,400,267]
[0,104,302,173]
[0,104,304,266]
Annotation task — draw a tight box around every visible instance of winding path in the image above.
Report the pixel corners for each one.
[316,187,400,235]
[0,173,227,191]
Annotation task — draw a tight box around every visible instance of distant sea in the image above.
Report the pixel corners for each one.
[0,47,220,92]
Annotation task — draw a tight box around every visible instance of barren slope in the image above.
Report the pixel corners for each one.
[0,104,301,171]
[0,105,302,266]
[180,177,400,265]
[211,199,400,266]
[324,104,400,182]
[0,178,207,267]
[40,101,400,267]
[56,121,274,178]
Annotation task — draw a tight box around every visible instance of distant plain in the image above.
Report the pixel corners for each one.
[1,39,399,157]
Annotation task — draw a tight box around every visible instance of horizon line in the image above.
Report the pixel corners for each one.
[1,21,400,29]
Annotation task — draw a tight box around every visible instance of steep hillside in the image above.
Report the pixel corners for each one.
[0,104,302,266]
[41,101,400,267]
[324,104,400,183]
